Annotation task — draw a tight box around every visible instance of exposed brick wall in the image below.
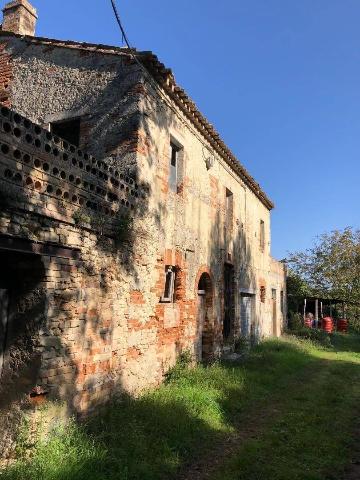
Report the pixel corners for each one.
[0,210,124,415]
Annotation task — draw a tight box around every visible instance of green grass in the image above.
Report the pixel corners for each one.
[1,333,360,480]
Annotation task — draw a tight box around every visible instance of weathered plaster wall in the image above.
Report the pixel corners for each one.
[137,77,286,348]
[0,34,286,426]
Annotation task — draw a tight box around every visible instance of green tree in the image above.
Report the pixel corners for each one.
[287,227,360,328]
[286,269,311,313]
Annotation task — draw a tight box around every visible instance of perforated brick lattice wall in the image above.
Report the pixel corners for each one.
[0,106,145,230]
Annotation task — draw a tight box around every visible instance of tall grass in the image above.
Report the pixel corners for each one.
[1,334,359,480]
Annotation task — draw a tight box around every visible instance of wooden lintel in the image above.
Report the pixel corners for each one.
[0,234,80,259]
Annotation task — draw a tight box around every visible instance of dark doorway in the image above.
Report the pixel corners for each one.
[272,288,277,336]
[0,250,45,407]
[197,272,213,361]
[0,289,9,376]
[223,263,234,340]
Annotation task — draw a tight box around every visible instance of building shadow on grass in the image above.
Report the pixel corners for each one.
[4,335,359,480]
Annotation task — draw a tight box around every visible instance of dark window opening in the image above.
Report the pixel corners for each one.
[0,249,45,403]
[198,273,208,293]
[51,118,81,147]
[272,289,277,336]
[169,142,181,193]
[226,189,233,222]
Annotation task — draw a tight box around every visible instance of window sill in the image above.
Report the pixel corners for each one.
[159,298,173,304]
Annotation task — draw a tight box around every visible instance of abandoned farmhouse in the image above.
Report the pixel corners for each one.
[0,0,286,414]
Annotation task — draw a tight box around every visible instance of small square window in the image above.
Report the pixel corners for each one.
[161,266,176,303]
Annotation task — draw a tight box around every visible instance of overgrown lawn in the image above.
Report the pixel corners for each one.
[2,333,359,480]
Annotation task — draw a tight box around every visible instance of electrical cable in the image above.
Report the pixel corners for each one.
[109,0,181,101]
[110,0,130,47]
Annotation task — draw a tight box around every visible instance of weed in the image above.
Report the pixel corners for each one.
[114,213,133,244]
[13,414,31,460]
[90,214,107,235]
[288,311,303,330]
[165,350,193,382]
[287,327,333,348]
[234,336,251,354]
[72,209,90,227]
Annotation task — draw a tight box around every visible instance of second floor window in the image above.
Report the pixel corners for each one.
[260,220,265,252]
[225,189,233,231]
[169,141,181,193]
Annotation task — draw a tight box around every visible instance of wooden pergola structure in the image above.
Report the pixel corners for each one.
[288,295,350,322]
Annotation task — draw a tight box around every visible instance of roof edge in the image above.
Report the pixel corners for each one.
[0,31,274,209]
[138,51,274,210]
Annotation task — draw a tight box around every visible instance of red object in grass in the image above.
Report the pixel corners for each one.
[322,317,333,333]
[337,318,348,333]
[304,318,312,328]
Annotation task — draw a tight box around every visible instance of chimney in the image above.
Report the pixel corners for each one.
[2,0,38,37]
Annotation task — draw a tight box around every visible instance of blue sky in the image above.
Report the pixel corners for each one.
[5,0,359,259]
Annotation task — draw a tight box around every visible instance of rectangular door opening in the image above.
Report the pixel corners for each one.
[240,293,254,339]
[223,264,234,340]
[272,288,277,336]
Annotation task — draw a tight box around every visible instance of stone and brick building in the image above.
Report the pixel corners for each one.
[0,0,286,420]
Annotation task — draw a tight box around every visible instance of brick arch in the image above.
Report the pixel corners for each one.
[194,265,214,297]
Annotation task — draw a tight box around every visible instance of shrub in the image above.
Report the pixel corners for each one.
[288,312,303,330]
[288,327,332,348]
[72,209,90,227]
[234,336,251,354]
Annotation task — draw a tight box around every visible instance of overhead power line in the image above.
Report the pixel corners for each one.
[109,0,151,74]
[110,0,131,48]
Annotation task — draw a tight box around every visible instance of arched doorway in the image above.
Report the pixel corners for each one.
[196,272,213,362]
